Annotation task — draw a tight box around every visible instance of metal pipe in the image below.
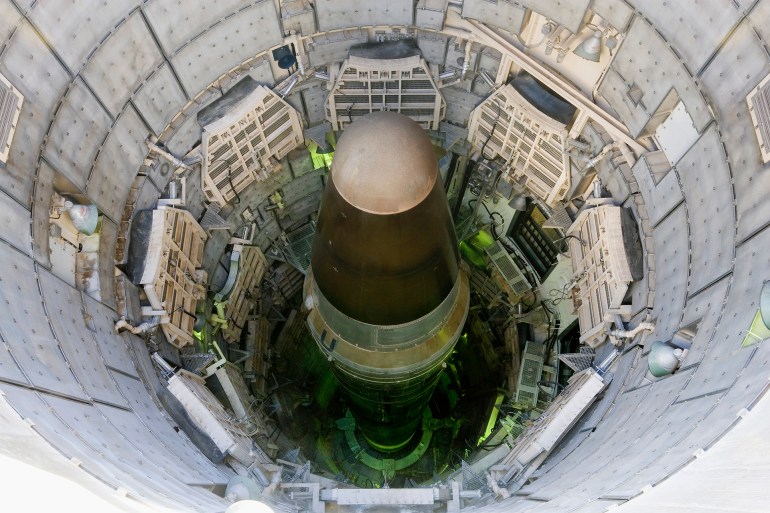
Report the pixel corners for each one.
[279,75,299,98]
[615,141,638,168]
[263,468,282,495]
[214,248,242,302]
[461,39,472,80]
[594,348,620,375]
[443,11,646,155]
[609,322,655,340]
[439,69,457,81]
[114,316,161,335]
[488,472,511,499]
[168,180,177,200]
[582,143,615,173]
[479,69,496,88]
[249,464,271,487]
[593,178,602,198]
[146,140,192,170]
[150,352,175,378]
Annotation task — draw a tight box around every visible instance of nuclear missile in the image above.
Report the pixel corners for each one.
[303,112,470,452]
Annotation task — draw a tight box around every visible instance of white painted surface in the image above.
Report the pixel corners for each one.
[615,382,770,512]
[655,102,700,165]
[0,392,177,513]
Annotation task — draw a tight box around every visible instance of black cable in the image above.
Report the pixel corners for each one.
[496,235,518,259]
[452,159,477,219]
[468,198,506,239]
[540,299,553,320]
[539,299,552,342]
[540,300,560,358]
[537,379,564,400]
[479,441,508,451]
[546,318,560,357]
[555,234,587,255]
[170,304,197,321]
[560,234,586,246]
[479,101,502,160]
[548,282,573,306]
[491,211,505,240]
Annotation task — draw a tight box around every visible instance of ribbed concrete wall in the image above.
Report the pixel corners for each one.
[0,1,768,511]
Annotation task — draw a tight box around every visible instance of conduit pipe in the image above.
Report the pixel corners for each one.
[442,10,646,154]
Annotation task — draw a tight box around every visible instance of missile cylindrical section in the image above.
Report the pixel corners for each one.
[304,112,469,452]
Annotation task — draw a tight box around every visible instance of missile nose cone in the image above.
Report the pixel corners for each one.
[332,111,438,215]
[310,112,460,326]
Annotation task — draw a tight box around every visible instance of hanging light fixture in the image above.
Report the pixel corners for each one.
[647,340,686,378]
[64,200,99,235]
[573,30,603,62]
[271,45,296,69]
[508,194,528,211]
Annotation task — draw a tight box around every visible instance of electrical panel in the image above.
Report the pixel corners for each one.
[485,240,532,297]
[515,341,544,407]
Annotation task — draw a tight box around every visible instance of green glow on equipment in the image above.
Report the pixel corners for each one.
[477,393,505,446]
[460,230,495,269]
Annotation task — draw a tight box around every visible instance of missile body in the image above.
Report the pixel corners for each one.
[304,112,469,452]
